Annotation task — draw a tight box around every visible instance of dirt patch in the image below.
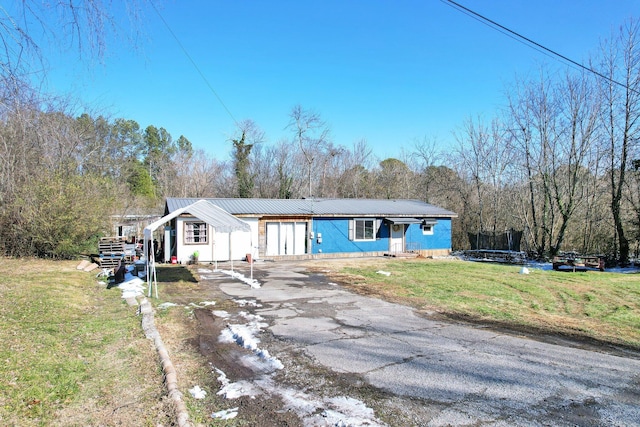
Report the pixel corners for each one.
[155,268,303,426]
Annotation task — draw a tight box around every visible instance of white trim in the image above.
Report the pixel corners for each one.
[354,218,376,241]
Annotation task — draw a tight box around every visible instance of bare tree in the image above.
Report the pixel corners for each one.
[335,139,373,198]
[410,136,441,203]
[507,71,558,257]
[1,0,149,81]
[288,105,331,197]
[544,71,600,255]
[454,115,516,249]
[597,19,640,264]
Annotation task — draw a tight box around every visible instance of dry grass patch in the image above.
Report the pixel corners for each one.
[0,258,172,426]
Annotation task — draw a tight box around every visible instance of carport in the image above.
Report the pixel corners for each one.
[143,199,251,297]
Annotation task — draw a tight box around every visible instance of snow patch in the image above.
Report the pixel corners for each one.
[189,300,217,308]
[218,311,283,373]
[212,366,385,426]
[234,298,262,307]
[188,385,207,399]
[212,310,230,318]
[217,269,261,288]
[211,407,239,420]
[158,302,178,310]
[117,274,146,299]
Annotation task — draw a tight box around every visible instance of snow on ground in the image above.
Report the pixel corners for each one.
[188,385,207,399]
[211,407,239,420]
[115,270,146,299]
[212,310,231,319]
[234,298,262,307]
[212,362,385,426]
[158,302,179,310]
[218,311,284,371]
[217,269,261,288]
[210,302,386,426]
[197,267,261,288]
[525,261,640,273]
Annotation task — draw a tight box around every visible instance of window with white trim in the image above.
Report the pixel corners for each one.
[422,220,436,235]
[184,222,208,244]
[422,224,434,235]
[355,219,375,241]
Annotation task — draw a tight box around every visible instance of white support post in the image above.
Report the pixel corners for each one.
[229,231,233,271]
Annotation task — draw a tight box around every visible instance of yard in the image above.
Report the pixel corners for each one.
[0,258,173,426]
[1,256,639,426]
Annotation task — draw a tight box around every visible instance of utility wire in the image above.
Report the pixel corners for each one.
[149,1,239,127]
[442,0,634,94]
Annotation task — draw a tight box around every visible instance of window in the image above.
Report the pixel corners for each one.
[422,224,434,235]
[422,221,436,235]
[355,219,375,240]
[184,222,208,244]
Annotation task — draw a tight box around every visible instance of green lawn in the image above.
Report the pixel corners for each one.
[0,258,169,426]
[338,259,640,348]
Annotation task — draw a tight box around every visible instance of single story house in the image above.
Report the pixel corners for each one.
[160,198,457,263]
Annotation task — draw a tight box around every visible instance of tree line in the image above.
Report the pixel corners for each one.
[2,2,640,263]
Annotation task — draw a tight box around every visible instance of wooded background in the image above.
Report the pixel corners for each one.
[2,2,640,263]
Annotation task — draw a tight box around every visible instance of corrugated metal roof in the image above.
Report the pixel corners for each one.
[166,198,457,218]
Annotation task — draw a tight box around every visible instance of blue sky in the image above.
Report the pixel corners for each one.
[41,1,639,161]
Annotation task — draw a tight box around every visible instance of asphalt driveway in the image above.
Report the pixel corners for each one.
[204,260,640,426]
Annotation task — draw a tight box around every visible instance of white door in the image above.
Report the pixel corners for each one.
[266,222,279,256]
[280,222,294,255]
[266,222,307,256]
[390,223,404,253]
[294,222,307,255]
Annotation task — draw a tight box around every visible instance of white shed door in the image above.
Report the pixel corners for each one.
[266,223,280,256]
[280,223,294,255]
[266,222,307,256]
[294,222,306,255]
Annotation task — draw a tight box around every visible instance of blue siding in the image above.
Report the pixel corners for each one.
[311,217,452,254]
[405,219,452,250]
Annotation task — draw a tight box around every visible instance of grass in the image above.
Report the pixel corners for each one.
[3,257,638,425]
[323,258,640,349]
[0,258,171,426]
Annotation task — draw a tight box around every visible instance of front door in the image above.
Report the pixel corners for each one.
[390,223,404,254]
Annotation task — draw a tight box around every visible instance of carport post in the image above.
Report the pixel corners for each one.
[250,234,254,280]
[213,238,217,271]
[229,231,233,271]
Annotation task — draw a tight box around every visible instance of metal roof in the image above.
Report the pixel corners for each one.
[166,198,457,218]
[385,217,424,224]
[148,200,250,235]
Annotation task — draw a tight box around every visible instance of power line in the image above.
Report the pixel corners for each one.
[442,0,634,93]
[149,2,239,127]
